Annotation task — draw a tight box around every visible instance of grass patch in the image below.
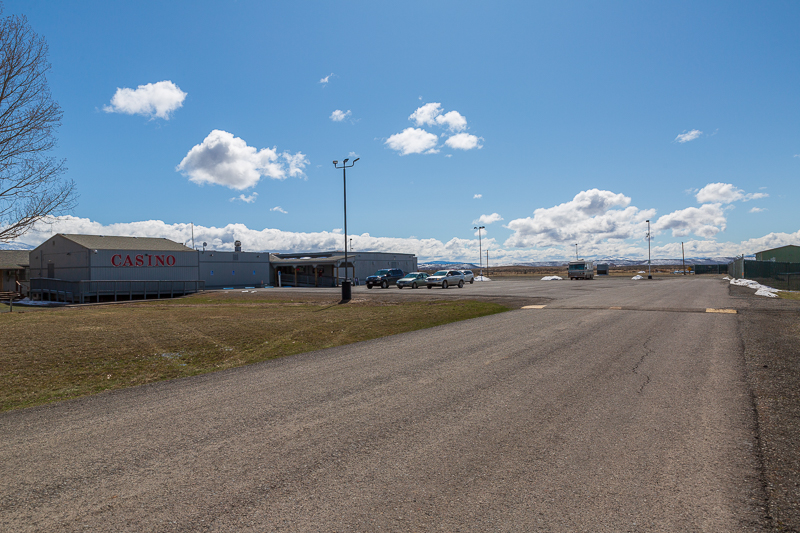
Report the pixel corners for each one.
[0,292,508,412]
[778,291,800,300]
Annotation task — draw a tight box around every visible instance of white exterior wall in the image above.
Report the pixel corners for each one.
[199,251,272,288]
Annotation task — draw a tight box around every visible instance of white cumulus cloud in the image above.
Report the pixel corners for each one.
[409,103,443,126]
[695,183,768,204]
[435,111,467,132]
[271,206,288,214]
[749,207,766,213]
[391,102,480,155]
[675,129,702,143]
[385,128,438,155]
[230,193,258,203]
[330,109,351,122]
[445,133,483,150]
[474,194,482,199]
[473,213,503,225]
[103,80,187,120]
[653,203,727,238]
[505,189,654,248]
[176,130,308,190]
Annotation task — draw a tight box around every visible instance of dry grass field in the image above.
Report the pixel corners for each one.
[0,291,508,412]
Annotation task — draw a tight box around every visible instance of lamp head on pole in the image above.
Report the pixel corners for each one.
[333,160,338,165]
[353,158,359,163]
[343,158,349,164]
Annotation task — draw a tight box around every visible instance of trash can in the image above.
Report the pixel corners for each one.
[342,280,352,300]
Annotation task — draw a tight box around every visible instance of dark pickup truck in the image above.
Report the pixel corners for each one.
[366,268,404,289]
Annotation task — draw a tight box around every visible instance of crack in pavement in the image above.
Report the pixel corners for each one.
[633,338,653,394]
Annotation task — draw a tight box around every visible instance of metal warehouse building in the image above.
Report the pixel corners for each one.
[27,233,418,301]
[755,245,800,263]
[30,234,204,303]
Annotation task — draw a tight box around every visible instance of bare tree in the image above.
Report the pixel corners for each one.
[0,8,75,242]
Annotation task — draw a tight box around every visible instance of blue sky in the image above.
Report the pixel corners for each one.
[6,1,800,263]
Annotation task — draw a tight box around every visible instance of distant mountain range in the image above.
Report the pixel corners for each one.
[419,257,737,269]
[0,242,34,250]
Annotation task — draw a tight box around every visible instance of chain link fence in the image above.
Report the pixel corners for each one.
[728,259,800,290]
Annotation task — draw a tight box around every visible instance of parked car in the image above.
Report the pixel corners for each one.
[459,270,475,284]
[366,268,405,289]
[426,270,465,289]
[396,272,428,289]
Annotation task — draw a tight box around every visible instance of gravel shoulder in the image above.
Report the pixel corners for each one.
[733,285,800,531]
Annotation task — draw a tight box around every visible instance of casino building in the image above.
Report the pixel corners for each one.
[28,234,417,303]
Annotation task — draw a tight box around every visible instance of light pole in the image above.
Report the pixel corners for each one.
[333,157,359,300]
[473,225,485,279]
[646,219,651,279]
[574,243,578,261]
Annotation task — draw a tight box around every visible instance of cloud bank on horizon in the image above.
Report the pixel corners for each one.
[11,184,789,264]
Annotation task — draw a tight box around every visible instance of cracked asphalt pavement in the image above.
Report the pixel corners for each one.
[2,276,796,532]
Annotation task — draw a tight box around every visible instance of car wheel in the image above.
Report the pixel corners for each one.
[411,282,417,289]
[381,280,388,289]
[470,279,474,284]
[427,285,432,289]
[367,283,373,289]
[397,285,402,289]
[458,280,464,288]
[442,280,448,289]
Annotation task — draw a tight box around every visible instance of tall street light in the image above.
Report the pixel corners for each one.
[473,225,485,279]
[574,243,578,261]
[333,157,359,300]
[646,219,652,279]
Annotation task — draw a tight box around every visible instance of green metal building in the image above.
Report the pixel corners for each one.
[755,245,800,263]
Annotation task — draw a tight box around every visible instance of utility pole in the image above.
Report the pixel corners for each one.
[333,158,360,300]
[682,241,686,275]
[473,225,485,279]
[646,220,652,279]
[574,243,578,261]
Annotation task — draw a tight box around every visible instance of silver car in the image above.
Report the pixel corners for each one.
[426,270,465,289]
[459,270,475,284]
[396,272,428,289]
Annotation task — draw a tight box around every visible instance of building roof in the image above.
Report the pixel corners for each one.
[757,244,800,254]
[0,250,30,269]
[269,253,346,265]
[57,234,193,252]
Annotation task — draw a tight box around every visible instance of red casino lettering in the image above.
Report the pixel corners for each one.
[110,253,178,267]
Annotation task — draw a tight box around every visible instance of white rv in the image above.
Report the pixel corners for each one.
[568,260,594,280]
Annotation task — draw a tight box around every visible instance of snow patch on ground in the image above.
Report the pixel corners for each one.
[730,278,781,297]
[631,275,644,280]
[474,276,492,282]
[755,289,779,298]
[541,276,562,281]
[11,298,63,306]
[638,271,646,274]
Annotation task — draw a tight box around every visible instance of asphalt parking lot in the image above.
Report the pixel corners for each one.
[1,276,798,531]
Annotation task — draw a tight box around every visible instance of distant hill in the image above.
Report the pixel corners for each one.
[421,257,736,268]
[0,242,34,251]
